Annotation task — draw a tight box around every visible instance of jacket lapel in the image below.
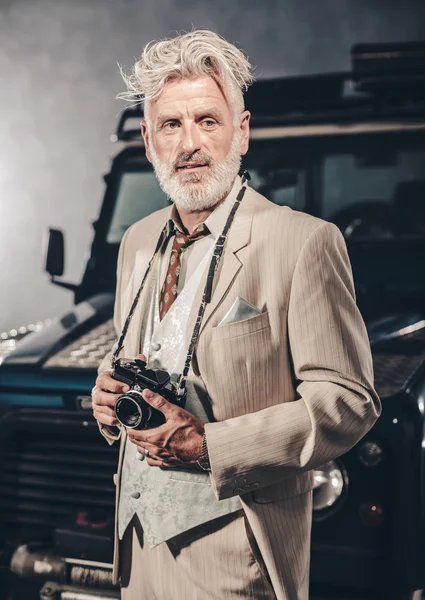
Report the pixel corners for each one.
[119,189,254,361]
[120,215,171,359]
[186,195,254,339]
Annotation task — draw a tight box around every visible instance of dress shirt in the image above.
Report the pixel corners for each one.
[159,176,242,294]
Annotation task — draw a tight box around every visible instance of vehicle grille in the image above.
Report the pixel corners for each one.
[0,409,119,529]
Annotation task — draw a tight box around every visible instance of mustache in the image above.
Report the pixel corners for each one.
[173,151,212,169]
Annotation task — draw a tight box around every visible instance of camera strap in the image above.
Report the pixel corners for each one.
[112,170,250,399]
[177,172,249,397]
[112,224,173,362]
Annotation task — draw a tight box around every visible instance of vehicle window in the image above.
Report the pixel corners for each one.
[249,167,306,211]
[107,171,169,244]
[107,160,307,246]
[322,148,425,238]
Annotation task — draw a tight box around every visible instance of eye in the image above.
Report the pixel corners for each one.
[163,120,180,130]
[201,119,217,128]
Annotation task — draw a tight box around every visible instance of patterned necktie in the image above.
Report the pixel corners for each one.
[159,222,209,320]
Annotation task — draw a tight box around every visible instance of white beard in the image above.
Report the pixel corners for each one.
[149,129,242,212]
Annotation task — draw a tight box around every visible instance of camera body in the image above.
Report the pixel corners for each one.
[112,358,185,429]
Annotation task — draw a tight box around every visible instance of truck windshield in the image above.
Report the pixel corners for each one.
[322,145,425,238]
[105,134,425,246]
[107,170,169,244]
[106,160,307,245]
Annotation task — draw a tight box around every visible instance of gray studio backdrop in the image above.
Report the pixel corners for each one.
[1,0,424,332]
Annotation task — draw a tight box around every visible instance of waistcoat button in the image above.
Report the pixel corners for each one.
[131,491,141,499]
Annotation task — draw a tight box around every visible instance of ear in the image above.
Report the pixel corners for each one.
[141,119,153,163]
[239,110,251,157]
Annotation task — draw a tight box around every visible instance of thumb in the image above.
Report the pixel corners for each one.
[141,388,174,417]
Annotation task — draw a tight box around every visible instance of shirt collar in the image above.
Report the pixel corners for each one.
[167,175,242,239]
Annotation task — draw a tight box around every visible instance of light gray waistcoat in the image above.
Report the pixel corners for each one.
[118,243,241,547]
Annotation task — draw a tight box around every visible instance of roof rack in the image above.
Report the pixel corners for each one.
[351,42,425,93]
[113,42,425,142]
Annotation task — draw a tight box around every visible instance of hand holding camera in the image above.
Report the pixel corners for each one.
[93,354,206,469]
[92,370,130,429]
[125,386,206,469]
[111,355,185,430]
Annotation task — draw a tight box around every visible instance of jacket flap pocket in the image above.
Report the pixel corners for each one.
[252,471,314,504]
[212,310,270,342]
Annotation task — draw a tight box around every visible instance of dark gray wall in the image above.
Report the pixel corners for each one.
[1,0,424,332]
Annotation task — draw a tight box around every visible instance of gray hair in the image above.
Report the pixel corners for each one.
[117,29,254,121]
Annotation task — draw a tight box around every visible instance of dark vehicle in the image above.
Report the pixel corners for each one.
[1,42,425,600]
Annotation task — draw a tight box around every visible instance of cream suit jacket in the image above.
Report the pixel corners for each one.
[98,184,381,598]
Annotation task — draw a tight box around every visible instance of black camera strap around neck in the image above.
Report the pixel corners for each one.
[112,171,250,399]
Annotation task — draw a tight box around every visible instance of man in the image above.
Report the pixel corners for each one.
[92,29,381,600]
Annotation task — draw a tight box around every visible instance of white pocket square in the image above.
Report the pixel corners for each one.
[217,296,262,327]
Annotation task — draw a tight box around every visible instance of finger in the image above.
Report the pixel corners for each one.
[93,402,119,424]
[146,456,181,468]
[131,441,161,459]
[93,405,116,418]
[93,390,122,408]
[136,441,174,461]
[125,423,163,443]
[126,435,160,454]
[96,372,130,395]
[128,437,176,462]
[130,438,157,451]
[146,456,164,467]
[93,410,119,427]
[135,353,147,363]
[136,446,164,460]
[141,388,174,417]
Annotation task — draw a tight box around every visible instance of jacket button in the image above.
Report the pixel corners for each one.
[151,342,161,351]
[131,491,141,499]
[137,452,145,461]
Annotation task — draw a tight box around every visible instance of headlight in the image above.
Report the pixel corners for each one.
[312,460,348,520]
[358,440,385,467]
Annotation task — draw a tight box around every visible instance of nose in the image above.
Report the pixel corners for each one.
[180,121,201,155]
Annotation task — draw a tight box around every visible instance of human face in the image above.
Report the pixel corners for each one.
[141,76,250,211]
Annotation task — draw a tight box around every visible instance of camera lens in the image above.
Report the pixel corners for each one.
[115,390,151,429]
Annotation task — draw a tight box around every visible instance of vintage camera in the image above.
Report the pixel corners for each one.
[112,358,185,429]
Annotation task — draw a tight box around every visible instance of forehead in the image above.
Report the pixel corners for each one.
[149,76,232,118]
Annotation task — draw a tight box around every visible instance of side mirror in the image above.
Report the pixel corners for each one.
[45,228,65,277]
[44,228,77,292]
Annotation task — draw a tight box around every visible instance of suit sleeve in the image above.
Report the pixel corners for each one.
[204,221,382,500]
[96,225,132,446]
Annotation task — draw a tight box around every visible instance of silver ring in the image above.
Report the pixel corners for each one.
[145,449,150,458]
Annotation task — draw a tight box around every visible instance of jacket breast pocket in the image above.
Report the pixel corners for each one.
[206,310,273,418]
[211,310,271,342]
[252,471,314,504]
